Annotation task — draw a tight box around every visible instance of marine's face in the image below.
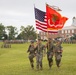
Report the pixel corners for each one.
[31,43,34,46]
[48,39,52,43]
[38,40,41,44]
[57,41,61,45]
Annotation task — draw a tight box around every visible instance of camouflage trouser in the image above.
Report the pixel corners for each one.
[36,54,43,70]
[47,52,53,68]
[28,54,35,68]
[55,52,62,67]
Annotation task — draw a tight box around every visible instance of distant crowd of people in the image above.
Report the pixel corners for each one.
[27,38,63,70]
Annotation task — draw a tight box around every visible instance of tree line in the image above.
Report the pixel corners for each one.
[1,23,76,41]
[0,23,37,40]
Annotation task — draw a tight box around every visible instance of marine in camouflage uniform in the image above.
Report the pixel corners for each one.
[27,41,35,69]
[45,38,54,69]
[34,39,46,70]
[54,40,63,68]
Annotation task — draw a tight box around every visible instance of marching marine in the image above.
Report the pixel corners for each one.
[45,38,54,69]
[54,40,63,68]
[27,41,35,69]
[34,38,46,70]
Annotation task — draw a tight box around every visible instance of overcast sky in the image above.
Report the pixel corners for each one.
[0,0,76,30]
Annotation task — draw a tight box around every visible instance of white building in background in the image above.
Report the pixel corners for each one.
[39,17,76,40]
[72,17,76,26]
[61,16,76,39]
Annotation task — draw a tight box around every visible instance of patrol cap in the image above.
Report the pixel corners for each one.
[30,40,34,43]
[38,37,41,41]
[56,39,62,43]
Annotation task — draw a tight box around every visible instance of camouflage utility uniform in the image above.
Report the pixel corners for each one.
[54,40,63,68]
[27,41,35,69]
[35,39,46,70]
[46,38,54,69]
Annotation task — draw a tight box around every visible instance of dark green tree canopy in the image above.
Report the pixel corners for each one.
[18,25,37,40]
[6,26,18,40]
[0,23,37,40]
[0,23,6,40]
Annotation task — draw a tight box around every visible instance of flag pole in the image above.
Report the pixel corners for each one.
[34,4,39,52]
[46,3,50,51]
[34,4,38,41]
[36,30,38,41]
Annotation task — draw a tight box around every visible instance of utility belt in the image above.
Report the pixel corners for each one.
[37,52,40,54]
[56,50,62,53]
[47,51,53,55]
[29,52,35,54]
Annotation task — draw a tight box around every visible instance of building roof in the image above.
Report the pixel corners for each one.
[62,25,76,30]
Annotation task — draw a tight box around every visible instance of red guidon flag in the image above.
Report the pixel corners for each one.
[59,16,68,28]
[46,4,68,30]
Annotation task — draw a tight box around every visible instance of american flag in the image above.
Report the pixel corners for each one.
[34,7,58,33]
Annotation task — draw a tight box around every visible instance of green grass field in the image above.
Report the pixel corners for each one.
[0,42,76,75]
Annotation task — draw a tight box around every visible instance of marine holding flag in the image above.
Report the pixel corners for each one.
[46,3,68,68]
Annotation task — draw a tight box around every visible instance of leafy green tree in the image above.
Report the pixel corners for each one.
[70,33,76,40]
[24,25,36,40]
[19,26,26,39]
[19,25,37,40]
[0,23,7,40]
[6,26,18,40]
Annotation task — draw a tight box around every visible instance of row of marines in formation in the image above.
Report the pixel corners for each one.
[27,38,63,70]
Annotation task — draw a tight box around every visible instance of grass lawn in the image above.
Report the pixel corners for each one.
[0,42,76,75]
